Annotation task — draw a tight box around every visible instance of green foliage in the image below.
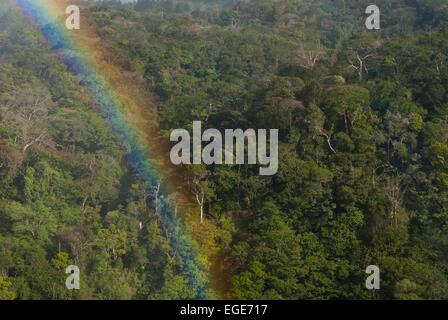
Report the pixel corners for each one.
[0,1,207,300]
[0,275,15,300]
[1,0,448,300]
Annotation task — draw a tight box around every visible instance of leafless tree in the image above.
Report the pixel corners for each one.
[191,177,206,224]
[306,105,337,154]
[167,191,184,218]
[294,40,326,70]
[230,10,241,30]
[318,126,337,155]
[153,179,162,216]
[348,52,373,80]
[385,175,409,227]
[137,183,151,209]
[187,166,211,224]
[57,226,92,268]
[3,84,53,153]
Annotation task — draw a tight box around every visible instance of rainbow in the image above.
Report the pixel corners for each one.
[10,0,212,299]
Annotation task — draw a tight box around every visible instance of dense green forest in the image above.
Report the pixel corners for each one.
[1,0,448,299]
[0,1,205,299]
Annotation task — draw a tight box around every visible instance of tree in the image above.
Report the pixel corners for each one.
[187,165,214,224]
[344,32,380,81]
[0,275,15,300]
[3,84,53,153]
[294,40,326,70]
[323,85,370,135]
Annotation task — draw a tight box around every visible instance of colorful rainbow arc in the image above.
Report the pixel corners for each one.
[11,0,211,299]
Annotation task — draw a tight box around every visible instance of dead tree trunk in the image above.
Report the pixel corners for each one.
[349,53,372,80]
[318,128,337,154]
